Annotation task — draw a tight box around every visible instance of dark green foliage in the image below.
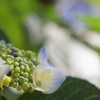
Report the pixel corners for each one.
[0,29,10,43]
[17,77,100,100]
[1,96,7,100]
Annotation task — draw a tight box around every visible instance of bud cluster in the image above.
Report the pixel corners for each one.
[0,44,39,93]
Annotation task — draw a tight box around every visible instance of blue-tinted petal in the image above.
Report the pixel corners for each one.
[32,64,66,94]
[48,62,54,67]
[0,65,11,78]
[42,67,66,94]
[38,46,48,64]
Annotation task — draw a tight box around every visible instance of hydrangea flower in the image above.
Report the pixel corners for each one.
[0,58,11,88]
[30,47,66,94]
[56,0,100,33]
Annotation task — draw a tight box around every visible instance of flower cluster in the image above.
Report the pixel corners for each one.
[0,40,66,94]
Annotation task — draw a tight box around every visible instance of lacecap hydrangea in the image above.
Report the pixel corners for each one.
[0,40,66,94]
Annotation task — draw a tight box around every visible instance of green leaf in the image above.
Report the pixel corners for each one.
[17,77,100,100]
[0,92,7,100]
[0,29,10,43]
[1,96,7,100]
[81,16,100,32]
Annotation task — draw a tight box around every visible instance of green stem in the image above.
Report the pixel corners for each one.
[0,89,3,100]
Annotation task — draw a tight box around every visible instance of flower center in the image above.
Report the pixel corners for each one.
[36,81,41,86]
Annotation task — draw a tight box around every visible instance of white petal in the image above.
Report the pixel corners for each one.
[33,64,49,83]
[34,64,49,73]
[0,65,11,78]
[38,46,48,64]
[30,82,49,92]
[33,87,49,92]
[41,67,66,94]
[41,69,51,81]
[32,64,66,94]
[0,58,3,67]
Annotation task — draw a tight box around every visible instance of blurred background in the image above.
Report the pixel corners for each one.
[0,0,100,100]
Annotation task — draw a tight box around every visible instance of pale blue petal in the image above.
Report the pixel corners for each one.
[0,65,11,78]
[38,46,48,64]
[31,64,66,94]
[43,67,66,94]
[48,62,54,67]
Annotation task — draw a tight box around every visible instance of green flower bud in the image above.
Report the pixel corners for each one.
[28,61,34,67]
[6,43,12,48]
[34,60,39,66]
[12,82,17,88]
[23,86,28,92]
[25,64,28,67]
[14,58,20,62]
[7,58,12,62]
[19,76,24,83]
[6,55,11,58]
[29,88,34,93]
[23,72,29,78]
[23,59,27,63]
[0,52,3,55]
[29,74,32,80]
[20,65,25,71]
[14,73,20,78]
[17,51,22,57]
[10,46,17,52]
[11,64,14,68]
[11,78,14,83]
[9,55,14,59]
[1,45,7,48]
[22,82,29,90]
[18,57,23,61]
[0,41,38,93]
[11,70,14,74]
[3,61,6,64]
[14,62,19,66]
[1,48,6,52]
[25,67,30,72]
[20,71,24,75]
[7,49,12,54]
[24,78,29,82]
[11,66,14,70]
[15,78,19,82]
[30,66,35,71]
[17,85,22,91]
[1,54,6,59]
[15,67,20,73]
[6,60,12,65]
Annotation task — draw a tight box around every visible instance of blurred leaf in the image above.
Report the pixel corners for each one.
[0,29,10,43]
[89,0,100,7]
[0,91,7,100]
[17,77,100,100]
[0,0,28,49]
[1,96,7,100]
[0,0,62,49]
[82,16,100,32]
